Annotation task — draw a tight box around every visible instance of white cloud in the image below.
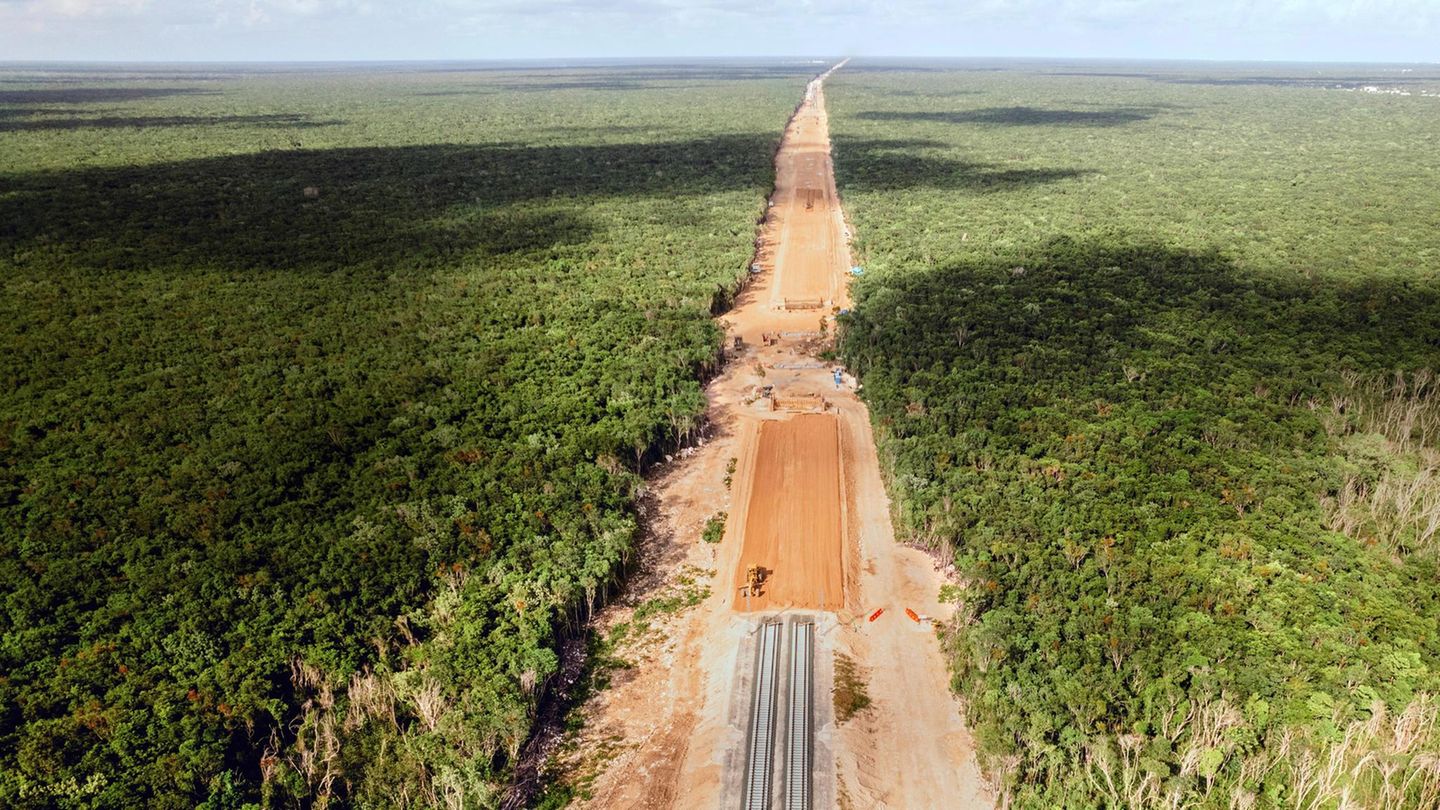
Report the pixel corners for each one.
[6,0,1438,28]
[0,0,1435,60]
[15,0,152,18]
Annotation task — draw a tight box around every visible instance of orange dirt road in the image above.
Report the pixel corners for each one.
[562,60,993,810]
[768,78,849,312]
[731,413,845,611]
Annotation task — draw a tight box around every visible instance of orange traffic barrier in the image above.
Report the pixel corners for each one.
[868,608,884,622]
[905,608,921,623]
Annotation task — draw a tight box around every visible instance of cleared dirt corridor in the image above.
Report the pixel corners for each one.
[564,62,995,809]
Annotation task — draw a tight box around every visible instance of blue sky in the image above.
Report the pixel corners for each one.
[1,1,1436,63]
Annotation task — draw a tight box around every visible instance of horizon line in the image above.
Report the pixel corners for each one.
[2,55,1438,68]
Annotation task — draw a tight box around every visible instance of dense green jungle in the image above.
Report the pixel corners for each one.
[0,61,819,808]
[831,61,1440,808]
[6,55,1440,810]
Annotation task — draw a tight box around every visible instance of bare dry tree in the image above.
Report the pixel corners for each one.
[411,678,447,734]
[1322,462,1440,559]
[286,659,342,807]
[344,667,398,732]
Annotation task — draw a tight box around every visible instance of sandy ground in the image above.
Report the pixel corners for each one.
[563,63,994,810]
[731,413,846,611]
[831,400,994,809]
[766,78,849,313]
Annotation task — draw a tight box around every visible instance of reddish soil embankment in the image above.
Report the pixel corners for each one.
[730,413,845,611]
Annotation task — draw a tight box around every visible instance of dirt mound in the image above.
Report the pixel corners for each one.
[772,393,828,412]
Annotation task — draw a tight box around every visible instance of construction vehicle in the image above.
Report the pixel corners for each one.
[746,564,765,595]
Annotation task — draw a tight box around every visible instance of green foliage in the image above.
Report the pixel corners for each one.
[527,565,713,808]
[0,63,810,808]
[621,565,713,641]
[702,512,727,544]
[831,62,1440,807]
[832,653,872,724]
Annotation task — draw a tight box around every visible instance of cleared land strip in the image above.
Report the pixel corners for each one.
[563,57,984,810]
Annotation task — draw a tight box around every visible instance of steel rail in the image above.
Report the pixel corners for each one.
[744,621,783,810]
[785,621,814,810]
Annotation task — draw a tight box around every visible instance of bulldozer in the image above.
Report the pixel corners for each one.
[745,564,765,596]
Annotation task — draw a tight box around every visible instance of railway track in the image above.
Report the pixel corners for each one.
[742,618,815,810]
[744,621,783,810]
[786,621,814,810]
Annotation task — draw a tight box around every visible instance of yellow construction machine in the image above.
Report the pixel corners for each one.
[745,564,765,594]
